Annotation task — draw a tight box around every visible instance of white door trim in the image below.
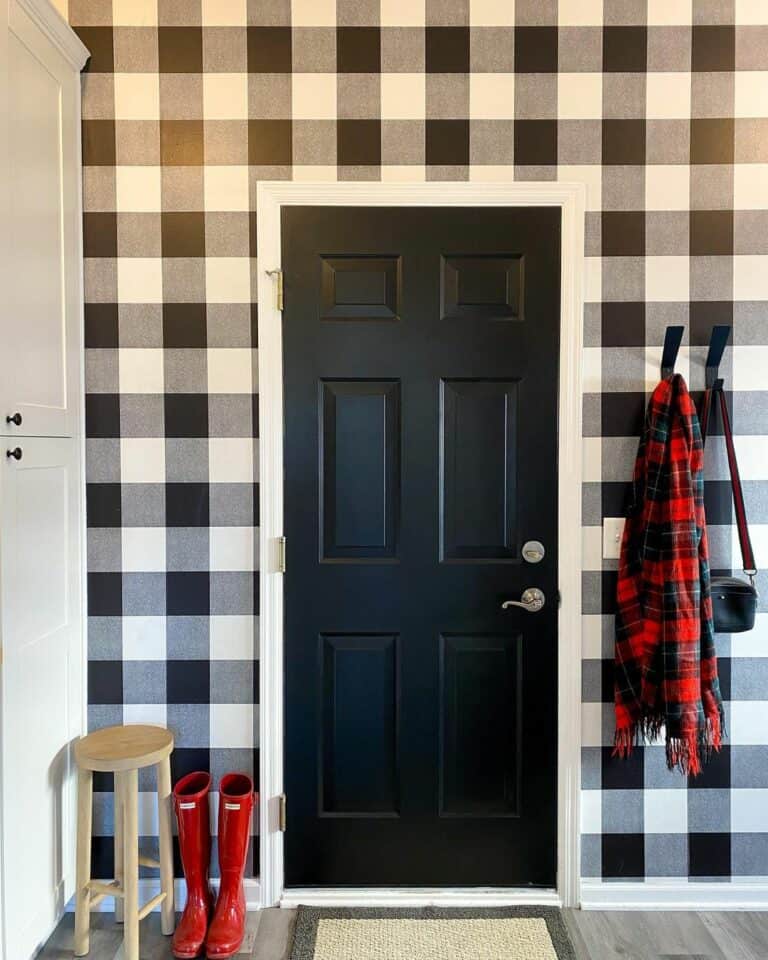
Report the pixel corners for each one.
[280,887,564,909]
[256,180,586,910]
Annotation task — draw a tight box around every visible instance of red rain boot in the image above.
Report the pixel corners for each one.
[205,773,254,959]
[172,772,213,959]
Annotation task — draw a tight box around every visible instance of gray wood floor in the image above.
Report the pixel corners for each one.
[37,906,768,959]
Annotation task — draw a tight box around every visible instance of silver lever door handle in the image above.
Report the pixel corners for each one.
[501,587,545,613]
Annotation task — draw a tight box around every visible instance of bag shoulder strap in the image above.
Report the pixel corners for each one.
[701,382,757,578]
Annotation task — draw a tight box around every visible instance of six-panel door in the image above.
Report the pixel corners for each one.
[283,206,561,888]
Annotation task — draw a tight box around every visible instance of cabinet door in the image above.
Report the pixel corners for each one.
[0,438,84,959]
[1,2,83,439]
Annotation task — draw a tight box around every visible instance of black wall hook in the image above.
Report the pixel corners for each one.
[661,325,685,378]
[705,324,731,388]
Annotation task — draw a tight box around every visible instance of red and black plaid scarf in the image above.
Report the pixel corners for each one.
[614,374,724,775]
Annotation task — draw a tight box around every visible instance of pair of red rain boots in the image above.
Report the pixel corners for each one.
[171,771,254,959]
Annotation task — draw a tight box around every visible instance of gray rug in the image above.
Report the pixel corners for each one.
[290,906,577,960]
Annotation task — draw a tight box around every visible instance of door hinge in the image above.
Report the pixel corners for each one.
[278,793,287,832]
[276,535,286,573]
[266,269,284,311]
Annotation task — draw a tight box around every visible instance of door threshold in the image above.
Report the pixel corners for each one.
[280,887,562,908]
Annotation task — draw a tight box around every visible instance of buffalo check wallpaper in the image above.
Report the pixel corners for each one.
[65,0,768,884]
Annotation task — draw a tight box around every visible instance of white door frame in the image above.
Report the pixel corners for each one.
[256,180,585,910]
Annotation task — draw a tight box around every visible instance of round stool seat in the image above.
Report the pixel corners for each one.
[74,724,174,773]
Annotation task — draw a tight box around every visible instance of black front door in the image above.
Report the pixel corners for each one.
[283,206,560,888]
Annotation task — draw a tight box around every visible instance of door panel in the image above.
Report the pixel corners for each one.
[284,207,560,888]
[440,379,519,561]
[320,380,400,561]
[439,634,521,818]
[320,256,401,322]
[441,255,523,321]
[1,438,82,958]
[320,634,399,816]
[2,4,80,439]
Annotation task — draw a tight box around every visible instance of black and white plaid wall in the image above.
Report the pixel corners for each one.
[69,0,768,883]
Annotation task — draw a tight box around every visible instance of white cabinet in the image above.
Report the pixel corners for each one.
[0,439,84,959]
[0,2,88,957]
[1,0,85,439]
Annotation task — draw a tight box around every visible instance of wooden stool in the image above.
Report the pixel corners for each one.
[73,724,175,959]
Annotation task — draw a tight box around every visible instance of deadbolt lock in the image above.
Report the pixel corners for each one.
[522,540,545,563]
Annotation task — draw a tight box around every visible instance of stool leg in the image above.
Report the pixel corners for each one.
[157,757,175,935]
[114,781,124,923]
[74,767,93,957]
[120,769,140,960]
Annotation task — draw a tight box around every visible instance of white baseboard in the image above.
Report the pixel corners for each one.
[580,879,768,911]
[280,887,562,908]
[65,878,768,912]
[65,878,262,913]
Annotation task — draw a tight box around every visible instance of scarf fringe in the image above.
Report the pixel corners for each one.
[613,706,725,776]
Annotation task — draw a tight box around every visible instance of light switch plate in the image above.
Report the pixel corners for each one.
[603,517,625,560]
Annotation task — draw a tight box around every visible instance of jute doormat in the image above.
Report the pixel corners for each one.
[289,906,577,960]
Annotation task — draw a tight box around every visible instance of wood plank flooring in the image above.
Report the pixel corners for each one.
[37,907,768,959]
[564,908,768,960]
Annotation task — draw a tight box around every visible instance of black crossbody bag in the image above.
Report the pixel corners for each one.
[701,383,758,633]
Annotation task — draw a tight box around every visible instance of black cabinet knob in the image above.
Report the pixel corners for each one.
[6,413,22,426]
[6,447,22,461]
